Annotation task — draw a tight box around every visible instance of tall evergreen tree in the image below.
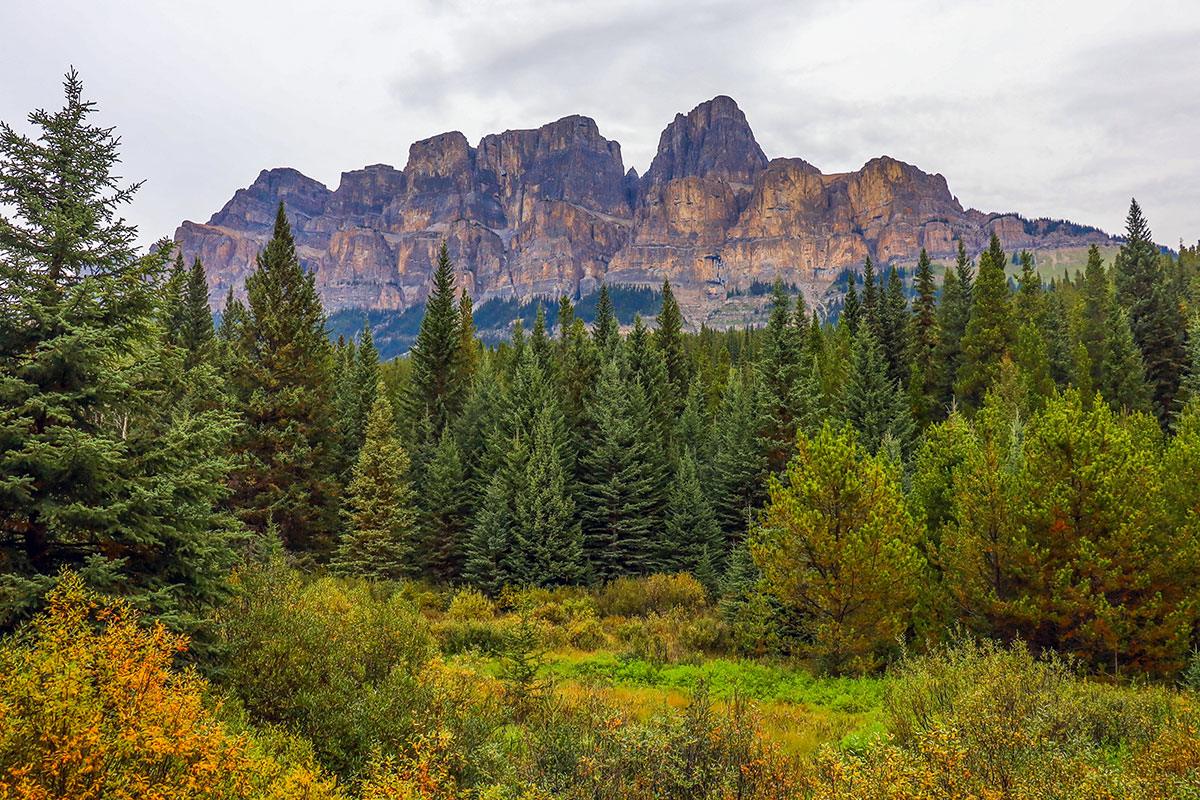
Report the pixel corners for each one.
[593,283,618,354]
[861,256,879,334]
[708,370,768,545]
[509,406,584,586]
[758,279,802,471]
[332,389,419,581]
[0,72,239,633]
[179,256,215,367]
[655,278,689,402]
[231,202,339,553]
[878,265,910,386]
[1014,250,1044,324]
[1077,244,1110,390]
[1113,199,1187,424]
[842,276,862,336]
[1181,315,1200,407]
[661,450,724,580]
[558,294,576,340]
[417,430,471,582]
[1100,303,1152,414]
[1042,288,1074,389]
[844,327,915,457]
[956,233,1015,410]
[932,245,972,412]
[908,248,940,425]
[578,360,670,581]
[407,241,467,438]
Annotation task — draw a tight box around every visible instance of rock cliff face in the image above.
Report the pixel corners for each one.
[176,96,1114,324]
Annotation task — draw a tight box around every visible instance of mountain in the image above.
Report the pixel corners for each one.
[175,95,1114,329]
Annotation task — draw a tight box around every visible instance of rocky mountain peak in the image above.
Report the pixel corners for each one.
[643,95,768,190]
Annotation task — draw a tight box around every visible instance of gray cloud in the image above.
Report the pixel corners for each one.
[1,0,1197,248]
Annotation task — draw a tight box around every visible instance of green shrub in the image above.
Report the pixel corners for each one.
[597,573,710,618]
[447,586,496,622]
[435,618,510,656]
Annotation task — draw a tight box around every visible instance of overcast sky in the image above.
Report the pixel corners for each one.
[3,0,1198,250]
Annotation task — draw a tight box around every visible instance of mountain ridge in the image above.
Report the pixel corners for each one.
[175,95,1115,325]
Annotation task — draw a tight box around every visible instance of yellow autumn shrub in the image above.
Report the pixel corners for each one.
[0,574,341,800]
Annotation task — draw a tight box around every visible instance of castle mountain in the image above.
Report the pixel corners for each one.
[175,95,1113,324]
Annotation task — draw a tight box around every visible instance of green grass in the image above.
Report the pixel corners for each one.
[546,651,884,713]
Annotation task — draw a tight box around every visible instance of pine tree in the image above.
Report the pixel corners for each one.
[1014,250,1044,324]
[231,202,339,553]
[932,243,972,412]
[0,72,239,634]
[758,279,802,471]
[1042,288,1074,389]
[407,241,467,438]
[908,248,939,425]
[956,234,1015,410]
[332,390,418,581]
[1113,200,1187,425]
[593,283,618,354]
[661,450,725,577]
[530,303,554,378]
[456,291,479,385]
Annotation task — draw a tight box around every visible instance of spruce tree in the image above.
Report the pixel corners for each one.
[841,276,862,336]
[908,248,939,425]
[509,406,584,587]
[862,256,879,333]
[578,359,670,581]
[593,283,618,354]
[933,246,972,411]
[956,233,1015,410]
[457,291,479,384]
[407,241,467,438]
[1113,200,1187,425]
[1077,244,1110,390]
[558,294,576,340]
[0,72,239,634]
[878,265,910,387]
[661,450,725,578]
[1014,250,1044,324]
[332,389,419,581]
[708,369,769,545]
[231,202,339,553]
[418,430,471,582]
[180,256,215,367]
[1100,303,1152,414]
[530,303,554,378]
[758,279,802,471]
[1181,314,1200,407]
[655,278,689,402]
[1042,288,1074,389]
[844,327,915,457]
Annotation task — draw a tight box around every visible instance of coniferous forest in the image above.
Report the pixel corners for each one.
[8,74,1200,799]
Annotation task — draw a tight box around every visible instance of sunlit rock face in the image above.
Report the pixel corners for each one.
[176,96,1114,324]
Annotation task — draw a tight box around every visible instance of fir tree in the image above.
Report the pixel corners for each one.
[530,303,554,378]
[456,291,479,385]
[956,234,1015,410]
[332,389,419,581]
[1042,288,1074,389]
[180,256,215,367]
[509,406,584,586]
[845,327,915,457]
[593,283,618,354]
[1077,244,1110,390]
[1100,303,1152,414]
[878,265,910,387]
[558,294,576,340]
[1014,250,1044,324]
[578,360,670,581]
[758,279,802,471]
[932,247,971,412]
[862,256,879,333]
[708,369,769,545]
[842,276,862,336]
[0,72,239,634]
[231,202,339,553]
[407,241,467,438]
[417,430,471,582]
[1180,315,1200,407]
[1113,199,1187,425]
[655,278,689,402]
[908,248,939,425]
[661,450,725,577]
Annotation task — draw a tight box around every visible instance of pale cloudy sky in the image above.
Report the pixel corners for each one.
[3,0,1198,249]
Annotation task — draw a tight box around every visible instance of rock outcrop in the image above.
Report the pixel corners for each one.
[176,96,1114,324]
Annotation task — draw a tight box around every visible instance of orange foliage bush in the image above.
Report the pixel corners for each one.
[0,574,340,800]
